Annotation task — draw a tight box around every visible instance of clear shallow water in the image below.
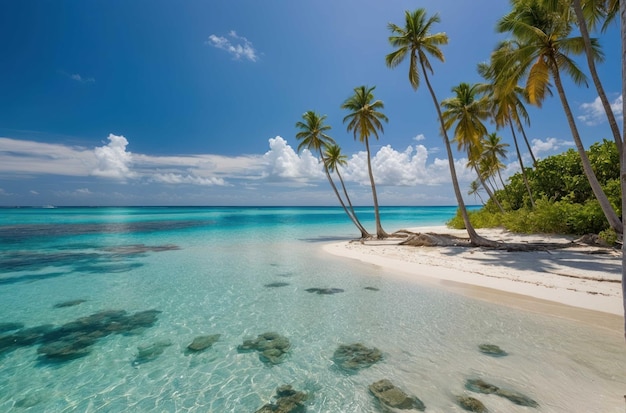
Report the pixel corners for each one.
[0,206,625,412]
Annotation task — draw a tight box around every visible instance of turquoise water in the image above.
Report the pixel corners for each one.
[0,206,625,412]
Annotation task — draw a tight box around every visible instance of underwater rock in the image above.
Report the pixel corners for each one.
[237,332,291,365]
[363,287,379,291]
[255,385,308,413]
[53,299,87,308]
[369,379,425,411]
[304,288,344,295]
[133,340,172,365]
[332,343,382,371]
[0,309,161,363]
[101,244,180,255]
[456,395,487,412]
[0,322,25,333]
[478,344,507,357]
[37,334,97,361]
[187,334,221,352]
[264,282,290,288]
[465,379,538,408]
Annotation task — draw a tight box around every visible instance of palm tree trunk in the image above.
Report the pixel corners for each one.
[473,165,505,212]
[364,137,388,239]
[619,0,626,340]
[573,0,623,156]
[552,65,622,234]
[420,61,498,247]
[518,123,538,167]
[320,150,370,238]
[335,168,371,238]
[509,120,535,208]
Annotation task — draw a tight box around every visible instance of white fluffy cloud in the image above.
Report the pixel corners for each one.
[531,137,574,156]
[206,31,259,62]
[578,94,623,126]
[261,136,324,181]
[342,145,473,187]
[92,134,134,179]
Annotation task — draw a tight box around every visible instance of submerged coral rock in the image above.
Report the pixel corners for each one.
[304,288,344,295]
[369,379,425,411]
[332,343,382,371]
[187,334,220,352]
[255,385,308,413]
[456,395,487,412]
[478,344,507,357]
[237,332,291,365]
[465,379,538,408]
[264,282,290,288]
[53,299,86,308]
[133,340,172,365]
[0,322,25,333]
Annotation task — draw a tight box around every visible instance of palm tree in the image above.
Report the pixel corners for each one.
[496,0,622,234]
[295,111,370,238]
[324,144,370,237]
[386,9,497,246]
[441,83,505,213]
[468,180,486,205]
[341,85,389,239]
[545,0,622,155]
[482,132,510,191]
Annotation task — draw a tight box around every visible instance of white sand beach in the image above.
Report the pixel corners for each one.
[324,226,624,331]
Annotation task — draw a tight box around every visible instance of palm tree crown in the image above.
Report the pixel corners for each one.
[295,111,334,154]
[341,85,388,142]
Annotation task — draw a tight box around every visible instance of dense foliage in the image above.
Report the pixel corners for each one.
[448,139,621,237]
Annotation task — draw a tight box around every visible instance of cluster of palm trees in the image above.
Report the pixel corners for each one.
[297,0,626,335]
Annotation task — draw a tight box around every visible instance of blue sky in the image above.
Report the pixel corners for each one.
[0,0,622,206]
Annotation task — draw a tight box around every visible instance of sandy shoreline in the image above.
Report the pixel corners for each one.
[324,226,624,331]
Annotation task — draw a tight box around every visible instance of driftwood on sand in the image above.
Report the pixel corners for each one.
[388,229,615,253]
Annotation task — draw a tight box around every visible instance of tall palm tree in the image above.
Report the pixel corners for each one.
[545,0,622,155]
[441,83,505,213]
[341,85,389,239]
[386,9,497,246]
[324,144,370,237]
[295,111,370,238]
[496,0,622,234]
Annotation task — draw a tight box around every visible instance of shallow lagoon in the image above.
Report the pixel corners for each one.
[0,207,625,412]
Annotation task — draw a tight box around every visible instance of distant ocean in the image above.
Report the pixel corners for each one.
[0,206,624,412]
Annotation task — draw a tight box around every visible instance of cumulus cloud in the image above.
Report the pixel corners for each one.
[206,31,259,62]
[578,94,623,126]
[341,145,473,187]
[260,136,324,181]
[92,134,134,179]
[531,137,574,156]
[413,134,426,142]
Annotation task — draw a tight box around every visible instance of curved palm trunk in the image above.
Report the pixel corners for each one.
[509,120,535,208]
[518,123,538,167]
[573,0,623,156]
[364,137,388,239]
[552,66,622,234]
[619,1,626,337]
[421,61,498,247]
[335,168,371,238]
[473,165,505,212]
[320,150,370,239]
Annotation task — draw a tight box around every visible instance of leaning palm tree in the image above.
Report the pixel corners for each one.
[324,144,369,237]
[295,111,370,238]
[386,10,496,246]
[441,83,505,213]
[496,0,622,234]
[545,0,622,155]
[341,85,389,239]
